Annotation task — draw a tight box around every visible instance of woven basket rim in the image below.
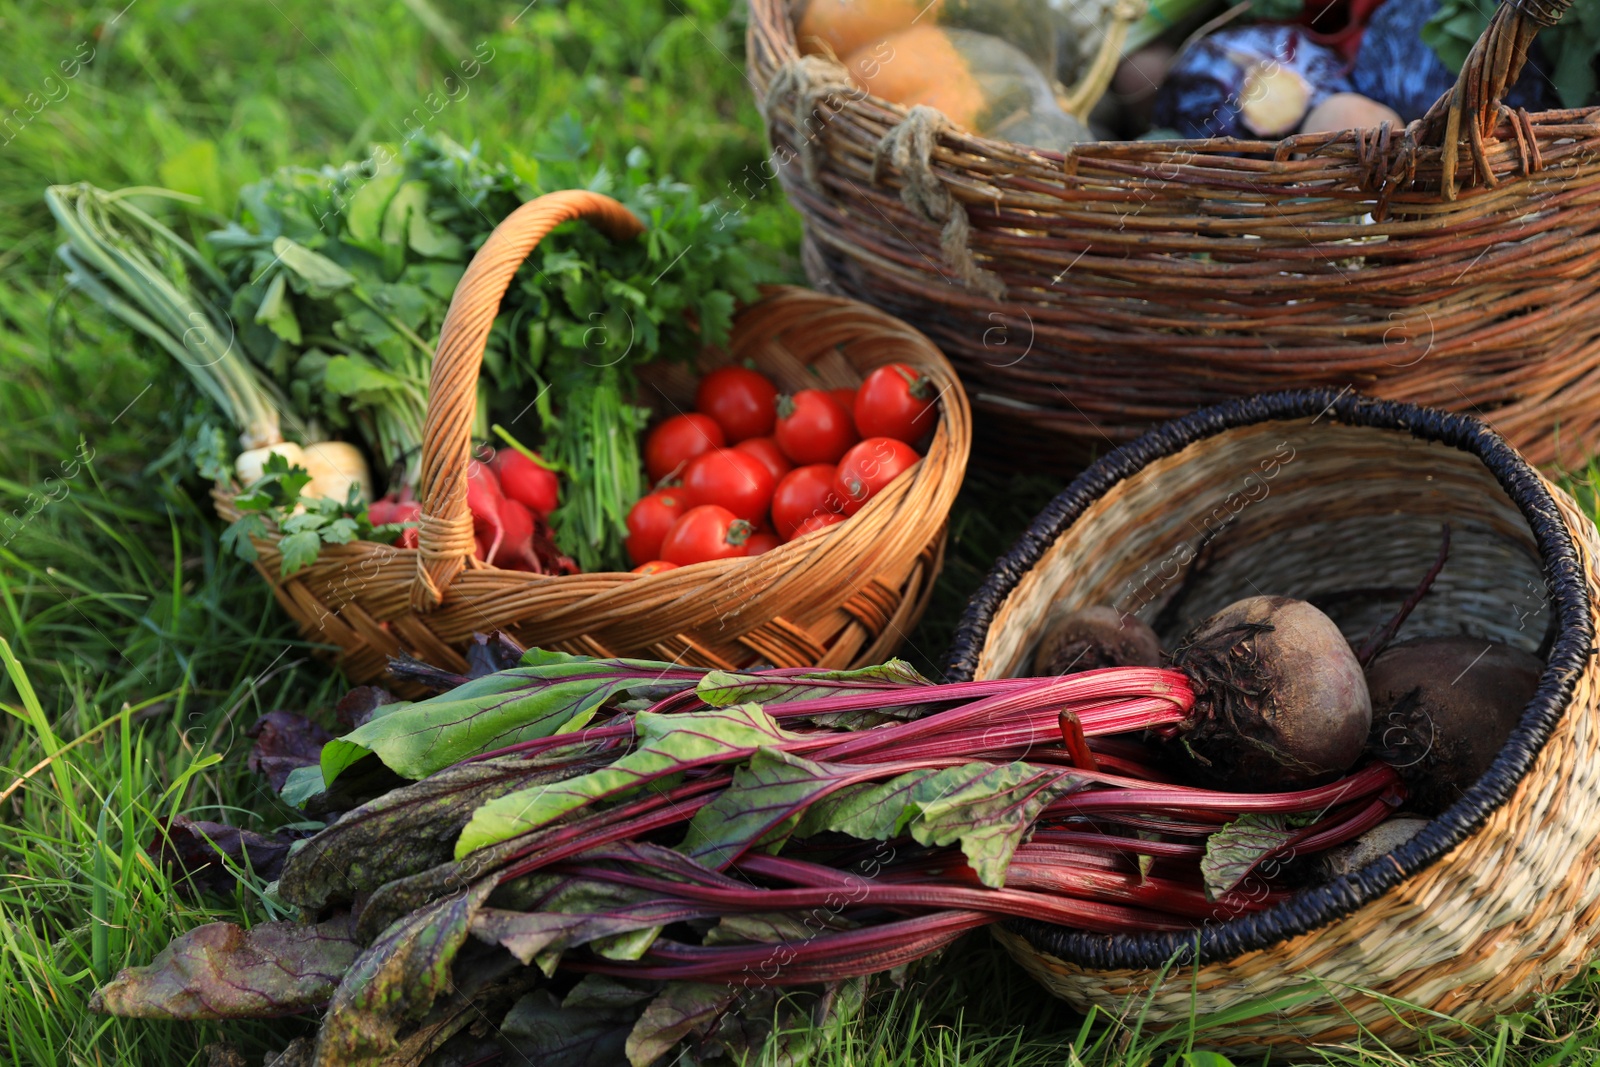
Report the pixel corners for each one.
[944,388,1597,970]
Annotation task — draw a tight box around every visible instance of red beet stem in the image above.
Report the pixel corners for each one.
[1046,762,1400,818]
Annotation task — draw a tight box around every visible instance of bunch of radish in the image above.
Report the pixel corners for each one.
[626,363,939,571]
[365,446,575,574]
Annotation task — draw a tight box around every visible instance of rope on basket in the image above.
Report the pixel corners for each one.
[872,106,1006,301]
[762,54,858,187]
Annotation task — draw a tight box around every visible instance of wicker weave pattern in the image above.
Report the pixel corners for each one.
[966,415,1600,1048]
[747,0,1600,468]
[213,193,969,692]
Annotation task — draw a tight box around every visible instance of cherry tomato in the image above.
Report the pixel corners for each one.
[645,413,725,483]
[744,530,782,556]
[733,436,792,484]
[660,505,755,565]
[791,511,847,540]
[632,560,680,575]
[832,438,921,516]
[774,389,858,465]
[681,448,776,523]
[855,363,938,444]
[625,489,690,566]
[695,366,779,443]
[771,464,846,541]
[829,387,858,421]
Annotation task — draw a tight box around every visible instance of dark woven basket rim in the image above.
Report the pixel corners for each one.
[945,389,1596,971]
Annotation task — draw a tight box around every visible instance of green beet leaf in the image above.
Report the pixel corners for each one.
[89,914,359,1019]
[798,762,1085,888]
[319,656,701,785]
[454,703,799,859]
[497,986,644,1067]
[1200,812,1311,901]
[680,747,862,867]
[696,659,932,728]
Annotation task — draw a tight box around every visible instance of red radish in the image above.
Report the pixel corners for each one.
[466,458,507,564]
[833,437,921,515]
[491,448,559,519]
[367,497,397,526]
[494,498,538,570]
[645,414,725,483]
[695,366,779,443]
[681,448,776,524]
[791,511,847,540]
[775,389,858,465]
[660,505,754,565]
[633,560,680,575]
[772,464,844,541]
[625,489,691,567]
[744,530,782,556]
[734,437,793,484]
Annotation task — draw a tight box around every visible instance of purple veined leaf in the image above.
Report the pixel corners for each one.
[472,897,711,978]
[695,660,932,727]
[314,879,496,1064]
[454,704,801,860]
[1199,812,1304,900]
[277,757,595,911]
[466,630,525,678]
[496,986,643,1067]
[320,656,704,786]
[702,911,857,946]
[149,816,310,896]
[89,914,359,1019]
[246,710,332,792]
[624,981,741,1067]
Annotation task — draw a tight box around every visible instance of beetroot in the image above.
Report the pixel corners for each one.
[1032,606,1163,675]
[1170,596,1371,792]
[1366,636,1542,815]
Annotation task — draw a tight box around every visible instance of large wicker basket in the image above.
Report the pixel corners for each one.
[215,192,971,691]
[749,0,1600,469]
[945,390,1599,1050]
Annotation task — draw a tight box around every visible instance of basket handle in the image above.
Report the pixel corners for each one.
[411,190,645,611]
[1415,0,1571,197]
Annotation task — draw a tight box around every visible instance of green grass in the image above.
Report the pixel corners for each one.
[3,1,1600,1064]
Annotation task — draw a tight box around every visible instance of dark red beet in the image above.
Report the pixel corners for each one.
[1366,636,1542,815]
[1170,596,1371,793]
[1031,606,1163,676]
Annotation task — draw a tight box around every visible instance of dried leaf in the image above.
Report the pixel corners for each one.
[150,816,308,895]
[90,915,359,1019]
[247,711,334,792]
[335,685,396,732]
[279,758,582,911]
[314,881,495,1064]
[625,982,739,1067]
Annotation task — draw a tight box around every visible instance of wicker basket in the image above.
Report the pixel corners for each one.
[944,390,1599,1049]
[748,0,1600,469]
[214,192,971,691]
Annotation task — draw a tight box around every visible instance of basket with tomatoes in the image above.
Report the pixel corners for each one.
[217,192,969,690]
[626,362,938,570]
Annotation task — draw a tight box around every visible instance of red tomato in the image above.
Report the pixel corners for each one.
[774,389,858,465]
[632,560,680,575]
[660,505,755,565]
[855,363,938,444]
[733,436,792,484]
[744,530,782,556]
[695,366,778,443]
[625,489,690,566]
[771,464,845,541]
[832,438,921,516]
[681,449,776,523]
[645,414,725,483]
[829,387,858,421]
[791,512,847,540]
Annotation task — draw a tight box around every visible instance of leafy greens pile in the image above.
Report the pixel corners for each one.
[93,647,1406,1067]
[1423,0,1600,108]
